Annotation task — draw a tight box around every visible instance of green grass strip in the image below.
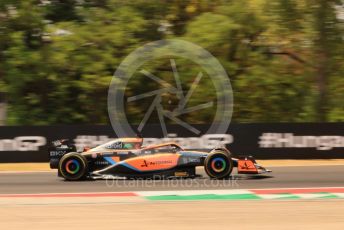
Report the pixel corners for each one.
[146,193,261,201]
[319,195,339,199]
[266,192,338,200]
[145,192,343,201]
[275,194,300,199]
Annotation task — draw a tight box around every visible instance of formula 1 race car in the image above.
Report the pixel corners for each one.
[48,137,271,181]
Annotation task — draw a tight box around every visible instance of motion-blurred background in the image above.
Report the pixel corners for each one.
[0,0,343,126]
[1,3,344,229]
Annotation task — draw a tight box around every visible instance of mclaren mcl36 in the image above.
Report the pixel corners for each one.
[48,137,271,181]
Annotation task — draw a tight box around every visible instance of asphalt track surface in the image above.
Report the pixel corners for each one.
[1,165,344,194]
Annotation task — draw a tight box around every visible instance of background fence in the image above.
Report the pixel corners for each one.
[0,123,343,162]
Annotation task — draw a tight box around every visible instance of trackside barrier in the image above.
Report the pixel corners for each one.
[0,123,343,162]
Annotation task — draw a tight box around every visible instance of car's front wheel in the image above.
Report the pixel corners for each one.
[58,152,88,181]
[204,151,233,179]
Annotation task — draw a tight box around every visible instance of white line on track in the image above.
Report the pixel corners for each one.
[2,187,344,197]
[0,170,55,174]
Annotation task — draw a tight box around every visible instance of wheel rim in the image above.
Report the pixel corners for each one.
[65,159,80,175]
[211,157,227,173]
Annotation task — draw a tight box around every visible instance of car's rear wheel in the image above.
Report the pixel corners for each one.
[58,152,88,181]
[204,151,233,179]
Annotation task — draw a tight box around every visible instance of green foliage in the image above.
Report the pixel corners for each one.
[0,0,343,125]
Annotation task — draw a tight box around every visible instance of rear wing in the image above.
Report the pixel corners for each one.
[48,139,76,169]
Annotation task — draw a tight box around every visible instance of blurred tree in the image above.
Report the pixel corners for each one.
[2,1,152,124]
[0,0,342,125]
[262,0,343,121]
[311,0,343,121]
[182,1,310,122]
[0,3,10,125]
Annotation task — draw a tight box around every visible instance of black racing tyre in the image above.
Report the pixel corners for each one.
[58,152,88,181]
[204,151,233,179]
[210,148,231,155]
